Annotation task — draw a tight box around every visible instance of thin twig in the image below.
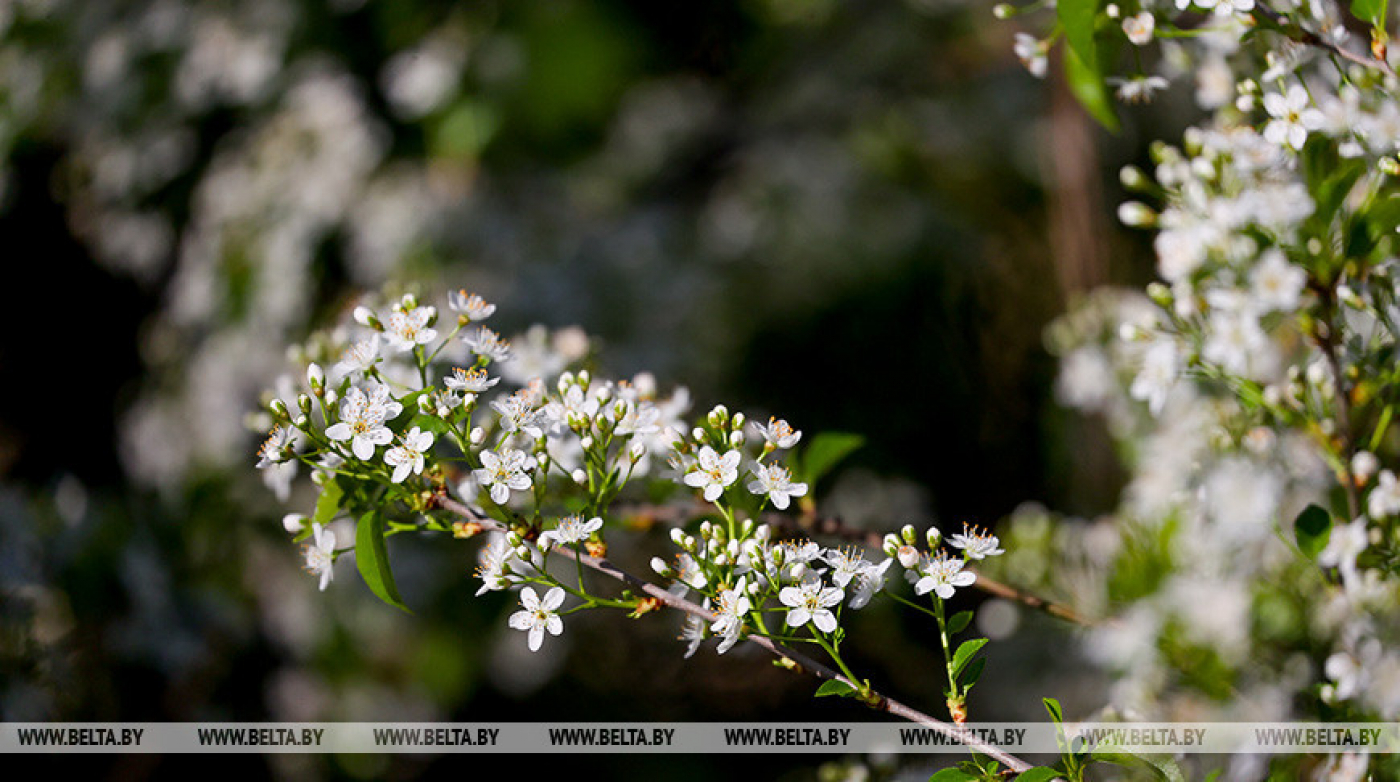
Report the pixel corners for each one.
[616,500,1103,628]
[436,495,1035,773]
[1252,4,1398,78]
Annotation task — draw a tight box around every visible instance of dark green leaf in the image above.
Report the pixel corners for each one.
[1294,504,1332,559]
[815,679,857,698]
[948,610,974,635]
[1044,697,1064,723]
[1063,45,1119,133]
[355,510,412,613]
[960,656,987,690]
[952,637,989,677]
[798,432,866,487]
[1014,769,1063,782]
[313,478,345,526]
[1057,0,1100,72]
[1351,0,1388,27]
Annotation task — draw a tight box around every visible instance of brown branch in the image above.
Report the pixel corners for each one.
[1252,4,1398,78]
[618,500,1102,628]
[436,495,1035,774]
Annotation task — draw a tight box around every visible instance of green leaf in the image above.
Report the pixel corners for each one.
[355,511,412,613]
[948,610,974,635]
[928,769,980,782]
[1014,769,1063,782]
[1091,751,1183,782]
[1294,504,1332,560]
[798,432,866,487]
[1064,45,1119,133]
[960,656,987,690]
[815,679,857,698]
[313,478,345,526]
[952,637,989,677]
[1351,0,1388,27]
[1057,0,1101,72]
[1043,697,1064,723]
[408,413,451,437]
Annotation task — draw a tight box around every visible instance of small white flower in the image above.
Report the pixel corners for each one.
[539,515,604,549]
[1110,75,1169,104]
[448,289,496,321]
[256,425,295,468]
[303,523,336,591]
[1013,33,1048,79]
[1250,249,1306,313]
[491,390,547,439]
[683,446,741,502]
[914,551,976,599]
[445,366,499,394]
[508,586,565,651]
[332,335,380,380]
[849,558,893,609]
[754,417,802,449]
[326,385,399,460]
[475,535,519,595]
[463,326,512,362]
[384,305,438,353]
[1122,12,1154,45]
[1263,85,1325,151]
[473,448,536,504]
[680,611,707,659]
[747,463,809,510]
[711,576,751,654]
[1130,338,1180,415]
[779,576,844,633]
[384,426,434,483]
[946,523,1005,560]
[822,546,872,588]
[1368,471,1400,520]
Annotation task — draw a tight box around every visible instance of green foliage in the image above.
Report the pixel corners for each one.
[1351,0,1389,27]
[355,510,412,613]
[814,679,858,698]
[1063,45,1119,133]
[795,432,866,489]
[1293,504,1332,560]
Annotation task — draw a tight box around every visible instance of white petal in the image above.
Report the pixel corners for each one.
[528,625,544,651]
[813,610,838,634]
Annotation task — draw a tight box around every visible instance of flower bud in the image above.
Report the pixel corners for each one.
[755,524,771,541]
[699,520,713,538]
[727,539,741,558]
[283,513,307,533]
[729,430,745,448]
[740,518,754,538]
[293,414,309,428]
[731,412,746,431]
[926,527,942,549]
[790,562,807,580]
[1117,201,1156,228]
[1119,165,1150,191]
[992,3,1013,18]
[307,363,324,392]
[882,533,901,558]
[1352,451,1380,483]
[707,405,728,428]
[571,469,588,485]
[581,436,594,450]
[270,398,288,418]
[629,441,647,462]
[515,545,532,560]
[897,545,922,569]
[506,531,523,547]
[469,427,485,445]
[1380,156,1400,177]
[1105,3,1119,17]
[297,394,312,414]
[901,524,917,545]
[1146,281,1172,307]
[651,557,674,578]
[418,395,433,413]
[715,553,730,567]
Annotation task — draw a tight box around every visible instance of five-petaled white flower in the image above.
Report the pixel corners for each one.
[822,546,872,588]
[947,523,1005,560]
[683,446,741,502]
[256,425,295,468]
[448,290,496,321]
[539,515,604,549]
[754,416,802,449]
[473,448,535,504]
[849,558,893,609]
[332,335,380,380]
[445,366,499,394]
[779,577,844,633]
[384,305,438,353]
[747,463,809,510]
[303,523,336,591]
[1263,85,1325,151]
[508,586,565,651]
[475,535,520,595]
[384,426,434,483]
[914,551,977,599]
[712,576,751,653]
[463,326,511,362]
[326,384,402,460]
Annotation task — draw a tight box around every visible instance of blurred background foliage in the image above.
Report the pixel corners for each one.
[0,0,1187,778]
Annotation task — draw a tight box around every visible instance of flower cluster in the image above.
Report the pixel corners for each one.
[254,286,1009,724]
